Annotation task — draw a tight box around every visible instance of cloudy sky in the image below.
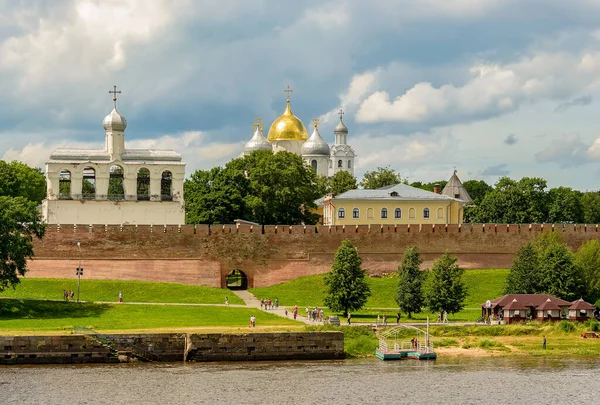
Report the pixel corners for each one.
[2,0,600,189]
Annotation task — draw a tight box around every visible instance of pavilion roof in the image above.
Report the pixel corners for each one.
[569,298,596,310]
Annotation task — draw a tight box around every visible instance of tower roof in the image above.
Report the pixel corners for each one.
[301,119,330,156]
[244,123,272,154]
[267,87,309,141]
[441,169,472,203]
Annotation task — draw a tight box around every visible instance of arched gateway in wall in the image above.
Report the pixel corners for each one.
[225,270,249,290]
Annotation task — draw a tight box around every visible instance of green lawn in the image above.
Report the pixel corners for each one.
[0,279,244,305]
[250,269,509,321]
[0,299,294,332]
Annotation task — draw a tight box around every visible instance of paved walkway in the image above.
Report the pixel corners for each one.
[231,290,314,325]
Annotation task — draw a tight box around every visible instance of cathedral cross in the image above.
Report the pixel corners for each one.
[313,117,319,128]
[284,85,293,100]
[109,85,122,108]
[338,109,344,120]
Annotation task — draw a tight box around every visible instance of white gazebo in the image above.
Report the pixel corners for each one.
[42,86,185,225]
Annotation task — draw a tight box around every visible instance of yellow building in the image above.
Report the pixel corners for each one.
[322,171,471,226]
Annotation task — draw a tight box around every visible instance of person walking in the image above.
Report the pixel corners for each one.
[63,290,68,301]
[225,297,229,306]
[118,291,123,303]
[396,312,401,324]
[250,315,256,328]
[347,312,351,325]
[383,313,387,326]
[275,298,279,308]
[543,335,547,350]
[443,311,448,324]
[377,315,380,326]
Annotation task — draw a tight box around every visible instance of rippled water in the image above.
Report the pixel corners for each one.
[3,357,600,404]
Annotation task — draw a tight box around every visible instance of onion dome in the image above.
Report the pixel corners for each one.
[334,116,348,133]
[244,125,272,154]
[103,108,127,132]
[267,98,309,141]
[301,119,330,156]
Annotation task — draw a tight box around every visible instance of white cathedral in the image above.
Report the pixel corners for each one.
[242,88,356,178]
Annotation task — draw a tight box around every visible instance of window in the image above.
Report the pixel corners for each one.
[367,208,374,219]
[137,168,150,201]
[338,160,342,168]
[347,160,351,169]
[381,208,388,219]
[161,171,173,201]
[394,208,402,219]
[409,208,416,219]
[108,165,125,200]
[338,208,345,219]
[329,161,332,168]
[437,207,444,219]
[352,208,360,218]
[390,191,398,197]
[59,170,72,200]
[423,208,430,219]
[311,160,317,171]
[82,167,96,200]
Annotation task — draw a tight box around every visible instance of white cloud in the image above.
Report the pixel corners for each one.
[320,71,378,124]
[355,51,600,126]
[535,134,590,168]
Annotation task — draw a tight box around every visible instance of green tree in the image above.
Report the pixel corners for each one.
[0,196,46,292]
[504,243,541,294]
[547,187,583,223]
[360,166,405,189]
[184,166,249,224]
[539,242,583,301]
[574,239,600,303]
[395,246,425,318]
[424,252,467,315]
[328,170,358,196]
[473,177,549,223]
[411,181,448,192]
[463,179,493,204]
[581,191,600,224]
[0,160,46,204]
[324,239,371,316]
[108,166,124,199]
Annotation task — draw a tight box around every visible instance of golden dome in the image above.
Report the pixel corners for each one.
[267,99,309,141]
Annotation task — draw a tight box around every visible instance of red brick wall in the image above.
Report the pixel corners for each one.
[28,224,600,288]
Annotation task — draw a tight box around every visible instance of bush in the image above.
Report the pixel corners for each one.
[435,338,458,347]
[584,320,600,332]
[556,320,575,333]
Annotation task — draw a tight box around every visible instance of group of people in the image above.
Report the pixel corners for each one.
[376,314,388,326]
[410,337,420,349]
[305,307,325,322]
[260,298,278,310]
[62,289,75,301]
[436,311,449,323]
[285,305,299,319]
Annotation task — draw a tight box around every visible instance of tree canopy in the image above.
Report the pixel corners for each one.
[424,251,467,315]
[504,243,541,294]
[0,196,46,292]
[327,170,358,196]
[0,160,46,204]
[360,166,405,189]
[324,239,371,316]
[184,150,322,225]
[574,239,600,304]
[395,246,425,318]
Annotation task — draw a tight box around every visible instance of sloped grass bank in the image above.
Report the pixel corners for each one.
[0,279,243,305]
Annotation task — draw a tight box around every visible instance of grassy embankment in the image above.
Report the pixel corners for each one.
[250,269,509,322]
[0,279,244,304]
[311,320,600,358]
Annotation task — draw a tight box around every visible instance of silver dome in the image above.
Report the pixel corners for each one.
[244,127,272,154]
[301,126,330,156]
[334,117,348,133]
[103,108,127,132]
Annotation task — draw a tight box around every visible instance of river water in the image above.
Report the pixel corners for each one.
[2,357,600,404]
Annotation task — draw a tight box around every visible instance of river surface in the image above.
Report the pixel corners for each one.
[2,357,600,404]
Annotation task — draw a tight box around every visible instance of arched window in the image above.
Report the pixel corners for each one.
[311,160,317,171]
[59,170,71,200]
[82,167,96,200]
[352,208,360,218]
[161,171,173,201]
[409,207,416,219]
[381,208,388,219]
[348,160,352,169]
[437,207,444,219]
[137,168,150,201]
[338,160,343,168]
[367,207,374,219]
[338,208,345,219]
[108,165,125,200]
[423,207,430,219]
[394,208,402,219]
[329,160,332,168]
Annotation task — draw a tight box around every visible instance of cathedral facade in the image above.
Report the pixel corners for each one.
[242,91,356,178]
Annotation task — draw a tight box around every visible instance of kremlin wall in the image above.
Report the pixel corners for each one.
[27,222,600,289]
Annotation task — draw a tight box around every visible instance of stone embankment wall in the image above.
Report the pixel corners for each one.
[27,223,600,288]
[0,332,344,365]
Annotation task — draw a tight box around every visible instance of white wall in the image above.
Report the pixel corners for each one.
[43,199,185,225]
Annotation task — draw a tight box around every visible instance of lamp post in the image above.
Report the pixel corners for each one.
[76,241,82,303]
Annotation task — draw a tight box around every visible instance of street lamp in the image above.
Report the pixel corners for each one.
[76,241,83,303]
